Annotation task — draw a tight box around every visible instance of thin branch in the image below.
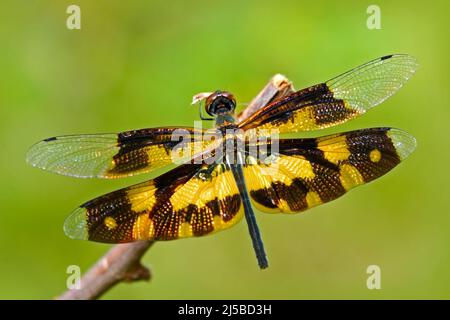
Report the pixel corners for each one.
[57,74,294,300]
[237,74,294,122]
[58,241,154,300]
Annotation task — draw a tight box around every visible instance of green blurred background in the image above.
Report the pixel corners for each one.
[1,0,449,299]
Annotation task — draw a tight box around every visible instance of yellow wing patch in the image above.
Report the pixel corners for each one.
[339,163,364,191]
[64,164,244,243]
[244,155,318,214]
[317,134,351,164]
[245,128,416,214]
[104,217,118,230]
[132,213,155,240]
[306,191,322,208]
[369,149,382,163]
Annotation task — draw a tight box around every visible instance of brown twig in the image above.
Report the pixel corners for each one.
[57,74,294,300]
[237,74,294,122]
[58,241,154,300]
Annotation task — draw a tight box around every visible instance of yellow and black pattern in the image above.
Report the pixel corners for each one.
[239,55,417,134]
[64,163,244,243]
[244,128,416,213]
[27,54,418,261]
[26,127,220,179]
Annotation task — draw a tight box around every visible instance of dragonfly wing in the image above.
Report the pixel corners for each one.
[64,162,244,242]
[243,128,416,213]
[27,127,220,178]
[239,55,418,133]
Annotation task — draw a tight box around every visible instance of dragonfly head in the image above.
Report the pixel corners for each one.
[204,91,236,117]
[192,91,236,120]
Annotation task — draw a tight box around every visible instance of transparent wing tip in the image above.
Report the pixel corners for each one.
[64,207,89,240]
[327,54,419,113]
[25,139,54,168]
[387,128,417,161]
[25,135,116,179]
[389,54,419,76]
[387,53,418,62]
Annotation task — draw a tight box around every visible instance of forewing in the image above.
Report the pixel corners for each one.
[243,128,416,213]
[239,55,417,134]
[64,163,244,242]
[26,127,220,178]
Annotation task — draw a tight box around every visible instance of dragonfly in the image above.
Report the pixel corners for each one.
[27,54,417,269]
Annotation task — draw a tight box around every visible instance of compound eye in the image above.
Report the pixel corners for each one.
[204,93,218,116]
[204,91,236,116]
[204,100,216,116]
